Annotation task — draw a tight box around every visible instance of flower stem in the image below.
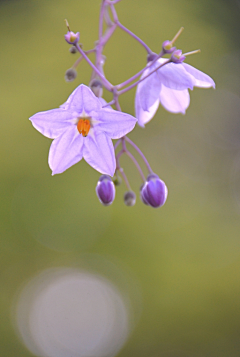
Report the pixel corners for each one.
[125,150,146,182]
[98,0,105,40]
[75,43,113,91]
[113,87,121,111]
[101,23,117,46]
[72,49,95,69]
[118,58,170,96]
[116,138,145,183]
[116,21,152,54]
[116,149,131,190]
[125,136,153,174]
[114,139,121,150]
[116,51,164,90]
[108,2,151,53]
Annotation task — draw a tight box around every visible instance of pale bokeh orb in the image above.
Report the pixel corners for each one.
[15,268,130,357]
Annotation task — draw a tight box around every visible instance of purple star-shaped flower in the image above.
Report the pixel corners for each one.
[30,84,137,176]
[135,58,215,127]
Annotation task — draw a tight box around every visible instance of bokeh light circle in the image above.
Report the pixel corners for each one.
[15,268,130,357]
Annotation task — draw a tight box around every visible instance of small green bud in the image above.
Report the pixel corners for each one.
[124,191,136,206]
[113,175,122,186]
[90,79,103,98]
[69,46,77,54]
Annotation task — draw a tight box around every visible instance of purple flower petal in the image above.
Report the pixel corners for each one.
[135,93,159,127]
[49,126,83,175]
[138,66,162,111]
[157,60,194,90]
[66,84,102,113]
[83,131,116,176]
[95,109,137,139]
[29,109,74,139]
[182,63,216,89]
[160,85,190,114]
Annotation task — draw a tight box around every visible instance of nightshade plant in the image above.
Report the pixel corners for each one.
[29,0,215,208]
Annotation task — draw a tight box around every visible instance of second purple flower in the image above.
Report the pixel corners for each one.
[135,58,215,127]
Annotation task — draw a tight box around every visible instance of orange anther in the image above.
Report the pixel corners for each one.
[77,118,91,137]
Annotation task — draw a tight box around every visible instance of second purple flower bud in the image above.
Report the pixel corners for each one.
[141,174,168,208]
[64,31,80,45]
[171,49,186,64]
[96,175,115,206]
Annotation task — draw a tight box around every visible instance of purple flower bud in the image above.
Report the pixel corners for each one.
[147,53,158,63]
[64,31,80,45]
[141,174,168,208]
[96,175,115,206]
[162,40,176,54]
[171,50,186,64]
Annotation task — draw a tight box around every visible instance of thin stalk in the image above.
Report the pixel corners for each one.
[101,23,117,46]
[75,43,113,91]
[72,49,95,69]
[125,136,153,174]
[125,150,146,182]
[121,137,145,182]
[118,59,170,96]
[114,139,121,150]
[102,99,115,108]
[116,150,131,190]
[116,21,152,54]
[98,0,105,40]
[116,51,164,90]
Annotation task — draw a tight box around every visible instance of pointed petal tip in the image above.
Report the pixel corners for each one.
[97,167,115,177]
[137,121,145,128]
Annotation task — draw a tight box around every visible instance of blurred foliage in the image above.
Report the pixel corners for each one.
[0,0,240,356]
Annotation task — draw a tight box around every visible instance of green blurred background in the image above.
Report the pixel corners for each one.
[1,0,240,356]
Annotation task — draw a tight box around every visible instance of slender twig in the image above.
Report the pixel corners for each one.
[116,138,145,182]
[114,139,121,150]
[102,99,115,108]
[116,21,152,54]
[116,149,131,190]
[95,0,107,76]
[125,150,146,182]
[125,136,153,174]
[113,88,121,111]
[118,59,170,96]
[104,4,113,26]
[72,49,95,69]
[72,56,83,68]
[98,1,105,40]
[109,2,152,53]
[116,51,164,90]
[75,43,113,90]
[109,3,118,22]
[101,23,117,46]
